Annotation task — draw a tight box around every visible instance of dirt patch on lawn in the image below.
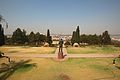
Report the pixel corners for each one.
[56,73,71,80]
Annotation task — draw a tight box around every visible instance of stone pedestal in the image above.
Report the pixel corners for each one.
[58,52,64,59]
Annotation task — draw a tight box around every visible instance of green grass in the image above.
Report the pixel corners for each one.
[15,64,35,73]
[67,46,120,54]
[5,58,120,80]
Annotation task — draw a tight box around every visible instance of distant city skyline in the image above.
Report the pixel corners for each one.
[0,0,120,35]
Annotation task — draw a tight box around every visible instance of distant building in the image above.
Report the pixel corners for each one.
[51,34,72,44]
[111,35,120,41]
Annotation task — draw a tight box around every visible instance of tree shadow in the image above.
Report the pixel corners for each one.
[115,66,120,70]
[0,59,37,80]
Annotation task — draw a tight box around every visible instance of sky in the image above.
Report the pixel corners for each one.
[0,0,120,35]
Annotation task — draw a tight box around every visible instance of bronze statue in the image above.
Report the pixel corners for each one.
[59,39,63,53]
[58,39,64,59]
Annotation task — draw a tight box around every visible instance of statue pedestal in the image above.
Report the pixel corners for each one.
[58,52,64,59]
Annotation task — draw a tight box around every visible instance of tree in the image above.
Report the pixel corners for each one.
[71,31,76,45]
[0,15,8,46]
[46,29,52,45]
[71,26,80,45]
[75,26,80,44]
[101,31,111,45]
[0,24,5,46]
[22,29,28,43]
[28,31,36,45]
[39,34,46,43]
[12,28,27,44]
[35,32,41,43]
[80,34,88,43]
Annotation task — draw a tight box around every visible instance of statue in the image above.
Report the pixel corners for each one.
[59,39,63,53]
[58,39,64,59]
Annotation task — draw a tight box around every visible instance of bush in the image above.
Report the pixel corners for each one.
[111,40,120,47]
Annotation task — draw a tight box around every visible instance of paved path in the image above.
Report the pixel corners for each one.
[67,54,120,58]
[4,47,120,58]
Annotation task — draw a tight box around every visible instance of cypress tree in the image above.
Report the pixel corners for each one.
[71,26,80,45]
[76,26,80,44]
[71,31,76,45]
[46,29,52,45]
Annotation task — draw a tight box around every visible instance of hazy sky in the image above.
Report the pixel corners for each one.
[0,0,120,35]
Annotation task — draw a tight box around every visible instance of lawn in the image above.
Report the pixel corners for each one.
[0,46,56,54]
[0,57,120,80]
[67,46,120,54]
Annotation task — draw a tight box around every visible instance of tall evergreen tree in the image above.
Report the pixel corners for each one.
[76,26,80,44]
[46,29,52,45]
[71,31,76,45]
[71,26,80,45]
[0,24,5,46]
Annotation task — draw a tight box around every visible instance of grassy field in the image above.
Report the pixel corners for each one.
[0,58,120,80]
[0,46,56,54]
[67,46,120,54]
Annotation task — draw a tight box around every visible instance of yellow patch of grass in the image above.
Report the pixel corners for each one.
[0,46,56,54]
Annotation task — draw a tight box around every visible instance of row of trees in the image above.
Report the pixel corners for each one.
[6,28,52,46]
[71,26,111,45]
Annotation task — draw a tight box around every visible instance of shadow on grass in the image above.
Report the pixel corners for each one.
[0,59,36,80]
[115,66,120,70]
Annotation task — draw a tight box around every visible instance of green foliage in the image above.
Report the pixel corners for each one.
[101,31,111,45]
[78,31,111,45]
[28,31,36,45]
[80,34,101,45]
[76,26,80,43]
[112,40,120,47]
[71,26,80,45]
[71,31,76,45]
[12,28,28,44]
[35,32,46,46]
